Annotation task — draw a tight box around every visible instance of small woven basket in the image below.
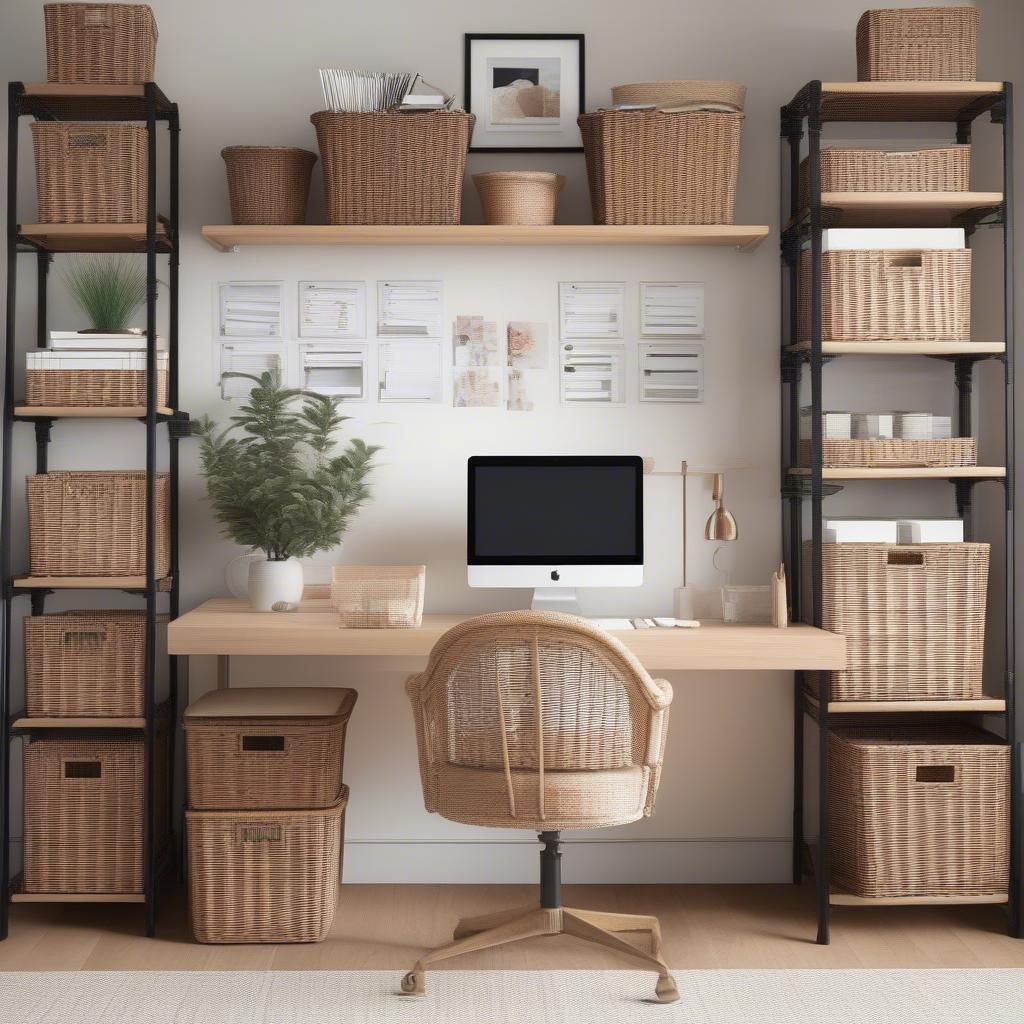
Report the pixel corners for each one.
[26,358,168,408]
[578,109,742,225]
[610,80,745,111]
[221,146,317,226]
[857,7,978,82]
[311,111,474,225]
[45,3,157,84]
[184,687,357,810]
[830,727,1009,899]
[798,249,971,343]
[24,609,166,718]
[32,121,146,223]
[473,172,565,226]
[27,470,170,577]
[799,437,976,468]
[799,145,969,208]
[331,565,425,628]
[187,790,347,944]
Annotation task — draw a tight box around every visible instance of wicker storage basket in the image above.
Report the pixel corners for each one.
[45,3,157,84]
[798,146,969,208]
[857,7,978,82]
[23,714,169,894]
[184,687,357,810]
[26,352,168,408]
[221,146,317,226]
[311,111,474,225]
[806,542,989,702]
[24,609,166,718]
[831,727,1009,898]
[32,122,146,223]
[799,437,976,468]
[578,110,742,225]
[610,80,746,111]
[798,249,971,343]
[27,471,170,577]
[331,565,425,628]
[473,172,565,226]
[187,789,347,944]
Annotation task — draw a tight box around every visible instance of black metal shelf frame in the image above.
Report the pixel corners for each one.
[779,81,1018,944]
[1,81,181,938]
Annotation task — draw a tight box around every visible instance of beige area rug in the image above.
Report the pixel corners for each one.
[3,969,1023,1023]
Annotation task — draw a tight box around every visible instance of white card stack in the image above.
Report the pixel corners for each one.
[893,412,953,440]
[823,518,901,543]
[851,413,894,440]
[897,518,965,543]
[800,408,852,439]
[28,350,168,372]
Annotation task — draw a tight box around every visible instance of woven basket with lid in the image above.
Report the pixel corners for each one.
[473,172,565,226]
[221,146,317,226]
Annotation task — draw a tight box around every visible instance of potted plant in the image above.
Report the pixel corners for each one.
[198,371,380,611]
[63,255,148,336]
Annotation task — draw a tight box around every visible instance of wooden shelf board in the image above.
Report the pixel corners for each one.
[18,82,174,120]
[12,716,146,730]
[11,889,145,904]
[786,341,1005,357]
[14,405,174,419]
[19,222,172,253]
[788,466,1006,480]
[817,190,1002,227]
[830,890,1008,907]
[13,576,173,591]
[819,698,1006,714]
[201,223,771,252]
[818,82,1005,122]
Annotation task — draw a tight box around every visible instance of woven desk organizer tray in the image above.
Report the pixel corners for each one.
[331,565,425,628]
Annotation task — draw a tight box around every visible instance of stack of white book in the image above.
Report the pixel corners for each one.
[802,408,954,441]
[29,331,167,373]
[823,517,965,543]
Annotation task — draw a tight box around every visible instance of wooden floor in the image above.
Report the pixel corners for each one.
[2,883,1023,972]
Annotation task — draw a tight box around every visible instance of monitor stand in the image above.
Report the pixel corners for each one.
[530,587,582,616]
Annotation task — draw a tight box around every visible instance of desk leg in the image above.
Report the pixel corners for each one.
[217,655,230,690]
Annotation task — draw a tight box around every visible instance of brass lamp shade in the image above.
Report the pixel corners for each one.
[704,473,738,541]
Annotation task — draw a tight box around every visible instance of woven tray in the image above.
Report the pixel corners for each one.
[187,790,347,943]
[45,3,157,84]
[331,565,425,628]
[857,7,978,82]
[221,146,316,226]
[831,726,1008,898]
[799,437,976,468]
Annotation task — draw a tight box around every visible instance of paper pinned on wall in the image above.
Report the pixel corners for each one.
[377,280,444,338]
[218,281,284,340]
[377,340,442,403]
[507,368,537,411]
[453,316,500,367]
[559,282,626,340]
[299,281,366,339]
[639,282,704,338]
[218,343,285,400]
[453,367,501,407]
[507,321,548,368]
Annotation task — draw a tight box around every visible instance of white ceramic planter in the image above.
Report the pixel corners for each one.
[247,557,304,611]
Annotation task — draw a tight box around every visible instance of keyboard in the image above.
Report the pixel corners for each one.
[587,617,636,631]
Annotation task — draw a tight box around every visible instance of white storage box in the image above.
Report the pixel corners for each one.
[851,413,894,440]
[898,518,965,544]
[800,409,852,440]
[823,518,901,543]
[821,228,965,252]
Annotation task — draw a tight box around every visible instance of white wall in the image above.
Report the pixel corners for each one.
[2,0,1010,883]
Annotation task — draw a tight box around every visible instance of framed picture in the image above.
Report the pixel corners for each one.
[464,33,585,152]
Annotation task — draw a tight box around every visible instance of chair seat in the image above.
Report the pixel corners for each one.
[432,763,650,830]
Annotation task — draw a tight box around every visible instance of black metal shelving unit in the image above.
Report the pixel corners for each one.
[1,82,185,938]
[780,80,1018,944]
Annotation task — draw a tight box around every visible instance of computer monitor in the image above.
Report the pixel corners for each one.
[467,455,643,614]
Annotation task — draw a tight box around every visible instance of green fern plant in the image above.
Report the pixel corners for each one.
[63,255,148,332]
[197,371,380,561]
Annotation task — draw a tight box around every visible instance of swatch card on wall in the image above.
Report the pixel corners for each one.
[506,321,548,411]
[453,315,501,406]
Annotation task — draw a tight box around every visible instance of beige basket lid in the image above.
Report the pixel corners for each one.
[610,80,746,111]
[184,686,357,721]
[186,786,349,821]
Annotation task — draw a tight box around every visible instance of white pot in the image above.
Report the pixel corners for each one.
[247,557,304,611]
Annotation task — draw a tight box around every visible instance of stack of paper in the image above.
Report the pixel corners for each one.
[49,331,165,351]
[893,412,953,440]
[897,519,965,543]
[396,76,456,111]
[823,518,901,543]
[821,228,966,252]
[800,409,852,440]
[29,350,168,371]
[319,69,417,112]
[559,282,625,340]
[377,281,443,338]
[851,413,894,440]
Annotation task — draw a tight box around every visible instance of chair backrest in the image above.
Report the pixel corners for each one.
[406,611,673,830]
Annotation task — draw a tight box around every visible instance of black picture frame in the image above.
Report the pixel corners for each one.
[464,33,586,153]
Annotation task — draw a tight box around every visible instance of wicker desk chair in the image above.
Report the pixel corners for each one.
[403,610,677,1002]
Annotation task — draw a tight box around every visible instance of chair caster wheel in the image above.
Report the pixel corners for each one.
[655,974,680,1003]
[400,970,425,995]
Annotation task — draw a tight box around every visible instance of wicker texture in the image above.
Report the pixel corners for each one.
[473,172,565,226]
[798,145,969,209]
[807,542,989,702]
[406,611,673,832]
[187,791,346,943]
[610,80,745,111]
[799,437,976,468]
[45,3,157,84]
[184,689,357,810]
[799,249,971,343]
[578,110,742,225]
[331,565,425,628]
[27,471,170,577]
[221,146,317,226]
[32,122,146,223]
[857,7,978,82]
[311,111,474,226]
[831,727,1009,898]
[23,714,169,894]
[25,367,168,407]
[24,610,164,718]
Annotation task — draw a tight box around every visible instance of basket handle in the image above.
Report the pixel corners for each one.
[884,254,923,272]
[916,764,957,784]
[75,6,115,32]
[62,628,107,648]
[239,824,283,843]
[886,549,925,567]
[63,759,102,780]
[240,735,287,753]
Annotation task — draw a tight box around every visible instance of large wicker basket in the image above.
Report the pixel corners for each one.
[26,352,168,408]
[221,146,317,226]
[799,437,976,468]
[32,122,146,223]
[857,7,978,82]
[184,687,357,810]
[24,609,166,718]
[45,3,157,84]
[311,111,474,225]
[806,542,989,702]
[579,110,741,225]
[473,172,565,226]
[830,727,1009,899]
[23,715,169,894]
[798,249,971,343]
[331,565,425,628]
[27,471,170,577]
[187,790,347,943]
[798,146,970,208]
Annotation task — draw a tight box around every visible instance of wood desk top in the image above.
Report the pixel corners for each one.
[169,599,845,671]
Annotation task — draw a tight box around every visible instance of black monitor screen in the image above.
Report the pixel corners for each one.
[468,456,643,564]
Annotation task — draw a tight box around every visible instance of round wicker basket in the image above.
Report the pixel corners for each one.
[610,80,746,111]
[473,171,566,226]
[221,146,317,226]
